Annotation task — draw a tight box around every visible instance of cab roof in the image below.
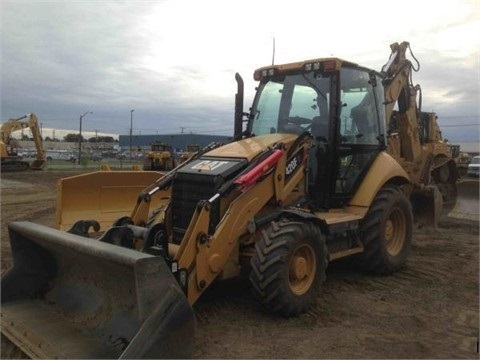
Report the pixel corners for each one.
[253,57,359,80]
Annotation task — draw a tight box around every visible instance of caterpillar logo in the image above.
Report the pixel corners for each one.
[191,160,229,171]
[285,149,304,180]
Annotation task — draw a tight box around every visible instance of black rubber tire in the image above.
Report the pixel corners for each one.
[249,219,327,317]
[356,185,413,274]
[1,334,28,359]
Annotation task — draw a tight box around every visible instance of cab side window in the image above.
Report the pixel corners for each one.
[340,69,380,145]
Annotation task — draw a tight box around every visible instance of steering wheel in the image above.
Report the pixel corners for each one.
[288,116,313,127]
[280,116,313,134]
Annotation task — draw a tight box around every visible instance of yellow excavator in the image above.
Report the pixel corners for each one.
[1,42,458,358]
[0,113,46,171]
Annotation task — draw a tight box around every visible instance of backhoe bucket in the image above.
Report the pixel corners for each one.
[411,185,444,227]
[448,180,479,221]
[30,159,46,170]
[1,221,195,359]
[57,171,163,231]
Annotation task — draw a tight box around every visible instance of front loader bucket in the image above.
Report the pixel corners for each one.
[57,171,163,231]
[1,221,195,359]
[448,180,479,221]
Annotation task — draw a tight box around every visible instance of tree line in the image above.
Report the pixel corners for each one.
[62,133,117,143]
[20,133,117,143]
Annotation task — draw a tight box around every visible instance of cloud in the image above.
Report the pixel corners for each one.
[1,0,478,142]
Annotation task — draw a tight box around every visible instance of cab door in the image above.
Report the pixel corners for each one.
[329,67,386,207]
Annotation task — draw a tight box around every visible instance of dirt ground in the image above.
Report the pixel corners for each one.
[1,170,479,359]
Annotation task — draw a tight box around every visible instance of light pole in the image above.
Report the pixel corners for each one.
[130,109,135,160]
[78,111,93,163]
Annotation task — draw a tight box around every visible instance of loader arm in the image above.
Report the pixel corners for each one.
[176,173,276,304]
[174,144,308,305]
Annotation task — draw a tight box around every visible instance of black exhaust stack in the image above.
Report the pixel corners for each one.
[234,72,244,141]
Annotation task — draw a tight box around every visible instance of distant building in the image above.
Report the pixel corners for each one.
[118,134,233,153]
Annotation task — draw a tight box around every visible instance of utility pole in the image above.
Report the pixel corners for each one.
[78,111,93,163]
[95,129,98,151]
[130,109,135,160]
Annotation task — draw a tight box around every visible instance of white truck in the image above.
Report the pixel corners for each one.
[45,149,76,162]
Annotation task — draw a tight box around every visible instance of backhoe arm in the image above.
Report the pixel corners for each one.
[382,41,422,162]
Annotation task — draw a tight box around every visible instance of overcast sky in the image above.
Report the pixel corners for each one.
[1,0,479,142]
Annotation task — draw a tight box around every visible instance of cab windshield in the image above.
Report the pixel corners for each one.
[249,68,385,146]
[250,73,330,137]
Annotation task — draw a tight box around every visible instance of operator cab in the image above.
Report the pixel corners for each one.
[247,59,386,209]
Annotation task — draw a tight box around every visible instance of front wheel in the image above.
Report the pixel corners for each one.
[249,219,327,317]
[355,185,413,274]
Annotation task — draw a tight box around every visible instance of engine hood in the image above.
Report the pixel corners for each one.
[205,133,298,161]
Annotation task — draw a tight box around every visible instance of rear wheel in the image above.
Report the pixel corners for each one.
[249,219,327,317]
[1,334,28,359]
[356,185,413,274]
[432,161,459,214]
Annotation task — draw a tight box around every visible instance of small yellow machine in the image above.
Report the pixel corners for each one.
[142,141,176,170]
[448,144,471,177]
[178,143,201,164]
[0,113,46,171]
[1,42,458,358]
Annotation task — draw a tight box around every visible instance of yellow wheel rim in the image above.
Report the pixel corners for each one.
[288,244,316,295]
[385,206,406,256]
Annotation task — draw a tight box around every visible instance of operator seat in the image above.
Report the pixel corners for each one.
[341,92,379,193]
[311,114,329,141]
[350,92,377,144]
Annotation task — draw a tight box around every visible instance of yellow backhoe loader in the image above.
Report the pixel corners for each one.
[0,113,46,171]
[1,41,459,358]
